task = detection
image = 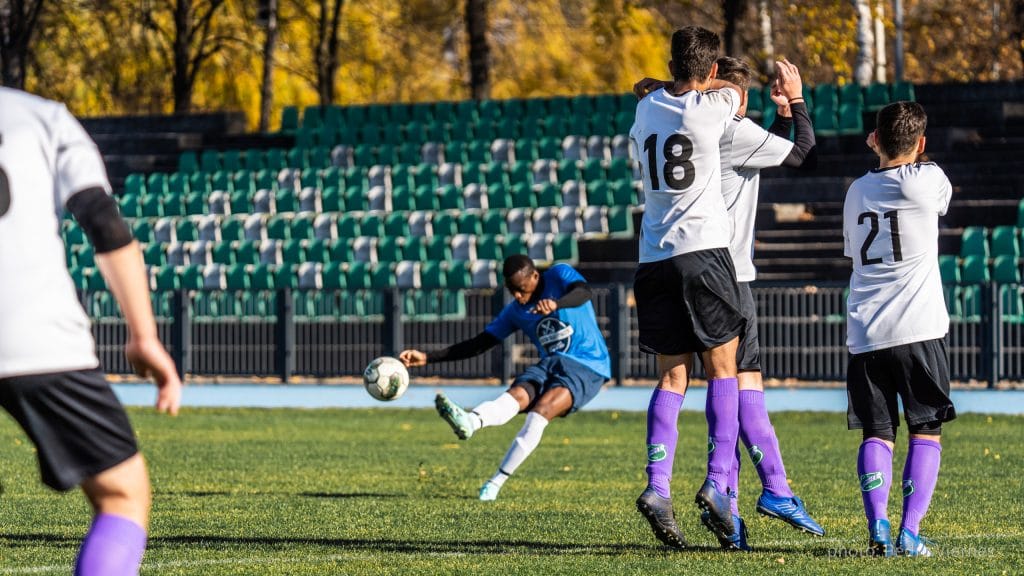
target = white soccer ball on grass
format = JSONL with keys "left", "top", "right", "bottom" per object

{"left": 363, "top": 356, "right": 410, "bottom": 401}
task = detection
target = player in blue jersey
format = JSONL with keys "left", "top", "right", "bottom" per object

{"left": 400, "top": 255, "right": 610, "bottom": 501}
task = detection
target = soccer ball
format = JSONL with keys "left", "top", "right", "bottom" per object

{"left": 363, "top": 356, "right": 409, "bottom": 401}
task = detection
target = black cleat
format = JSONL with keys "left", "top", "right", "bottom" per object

{"left": 695, "top": 479, "right": 737, "bottom": 542}
{"left": 636, "top": 487, "right": 688, "bottom": 549}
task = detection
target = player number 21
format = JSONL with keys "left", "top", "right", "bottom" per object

{"left": 643, "top": 133, "right": 695, "bottom": 191}
{"left": 858, "top": 210, "right": 902, "bottom": 265}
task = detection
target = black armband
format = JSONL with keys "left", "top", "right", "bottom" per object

{"left": 426, "top": 331, "right": 501, "bottom": 363}
{"left": 554, "top": 282, "right": 592, "bottom": 309}
{"left": 66, "top": 187, "right": 133, "bottom": 254}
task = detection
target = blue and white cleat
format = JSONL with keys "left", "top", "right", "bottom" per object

{"left": 479, "top": 481, "right": 501, "bottom": 501}
{"left": 897, "top": 528, "right": 932, "bottom": 557}
{"left": 702, "top": 511, "right": 751, "bottom": 551}
{"left": 434, "top": 393, "right": 474, "bottom": 440}
{"left": 756, "top": 492, "right": 825, "bottom": 536}
{"left": 695, "top": 479, "right": 736, "bottom": 542}
{"left": 868, "top": 519, "right": 896, "bottom": 557}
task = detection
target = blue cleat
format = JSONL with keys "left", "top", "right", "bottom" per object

{"left": 756, "top": 492, "right": 825, "bottom": 536}
{"left": 702, "top": 511, "right": 751, "bottom": 551}
{"left": 868, "top": 519, "right": 896, "bottom": 557}
{"left": 636, "top": 487, "right": 688, "bottom": 549}
{"left": 897, "top": 528, "right": 932, "bottom": 557}
{"left": 695, "top": 479, "right": 736, "bottom": 542}
{"left": 478, "top": 481, "right": 501, "bottom": 501}
{"left": 434, "top": 393, "right": 475, "bottom": 440}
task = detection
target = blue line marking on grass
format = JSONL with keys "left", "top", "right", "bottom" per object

{"left": 111, "top": 384, "right": 1024, "bottom": 414}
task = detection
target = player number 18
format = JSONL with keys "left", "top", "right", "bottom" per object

{"left": 643, "top": 133, "right": 696, "bottom": 191}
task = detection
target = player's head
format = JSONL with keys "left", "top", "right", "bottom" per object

{"left": 874, "top": 101, "right": 928, "bottom": 159}
{"left": 715, "top": 56, "right": 752, "bottom": 114}
{"left": 669, "top": 26, "right": 721, "bottom": 83}
{"left": 503, "top": 254, "right": 539, "bottom": 305}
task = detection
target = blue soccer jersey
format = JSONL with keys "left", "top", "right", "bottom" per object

{"left": 485, "top": 264, "right": 611, "bottom": 379}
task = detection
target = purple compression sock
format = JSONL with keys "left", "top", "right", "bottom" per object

{"left": 646, "top": 388, "right": 685, "bottom": 499}
{"left": 858, "top": 438, "right": 893, "bottom": 528}
{"left": 901, "top": 438, "right": 942, "bottom": 535}
{"left": 739, "top": 389, "right": 794, "bottom": 497}
{"left": 75, "top": 514, "right": 147, "bottom": 576}
{"left": 729, "top": 441, "right": 741, "bottom": 516}
{"left": 706, "top": 378, "right": 739, "bottom": 495}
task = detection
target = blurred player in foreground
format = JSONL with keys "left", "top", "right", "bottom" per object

{"left": 0, "top": 87, "right": 182, "bottom": 575}
{"left": 400, "top": 255, "right": 610, "bottom": 501}
{"left": 843, "top": 101, "right": 955, "bottom": 557}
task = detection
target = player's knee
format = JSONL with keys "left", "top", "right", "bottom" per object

{"left": 82, "top": 454, "right": 151, "bottom": 511}
{"left": 863, "top": 427, "right": 896, "bottom": 443}
{"left": 908, "top": 421, "right": 942, "bottom": 436}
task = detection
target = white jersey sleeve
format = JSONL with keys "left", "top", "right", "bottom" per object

{"left": 843, "top": 163, "right": 952, "bottom": 354}
{"left": 0, "top": 88, "right": 104, "bottom": 377}
{"left": 630, "top": 87, "right": 739, "bottom": 263}
{"left": 54, "top": 104, "right": 112, "bottom": 206}
{"left": 720, "top": 118, "right": 795, "bottom": 282}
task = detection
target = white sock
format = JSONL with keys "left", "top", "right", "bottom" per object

{"left": 472, "top": 392, "right": 520, "bottom": 430}
{"left": 495, "top": 412, "right": 549, "bottom": 479}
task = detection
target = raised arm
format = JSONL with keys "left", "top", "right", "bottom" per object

{"left": 768, "top": 59, "right": 816, "bottom": 169}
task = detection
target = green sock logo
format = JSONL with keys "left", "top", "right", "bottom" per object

{"left": 860, "top": 472, "right": 885, "bottom": 492}
{"left": 707, "top": 437, "right": 715, "bottom": 454}
{"left": 647, "top": 443, "right": 667, "bottom": 462}
{"left": 903, "top": 479, "right": 915, "bottom": 497}
{"left": 748, "top": 445, "right": 765, "bottom": 466}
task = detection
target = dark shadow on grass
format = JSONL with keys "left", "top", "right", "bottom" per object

{"left": 300, "top": 492, "right": 403, "bottom": 499}
{"left": 0, "top": 533, "right": 78, "bottom": 549}
{"left": 163, "top": 490, "right": 233, "bottom": 497}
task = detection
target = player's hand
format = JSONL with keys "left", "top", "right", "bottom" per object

{"left": 399, "top": 349, "right": 427, "bottom": 368}
{"left": 769, "top": 77, "right": 791, "bottom": 116}
{"left": 531, "top": 299, "right": 559, "bottom": 315}
{"left": 125, "top": 335, "right": 182, "bottom": 416}
{"left": 773, "top": 58, "right": 803, "bottom": 101}
{"left": 633, "top": 77, "right": 668, "bottom": 99}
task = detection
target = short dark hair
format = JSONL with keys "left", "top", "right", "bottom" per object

{"left": 875, "top": 101, "right": 927, "bottom": 158}
{"left": 670, "top": 26, "right": 721, "bottom": 82}
{"left": 502, "top": 254, "right": 535, "bottom": 279}
{"left": 714, "top": 56, "right": 752, "bottom": 92}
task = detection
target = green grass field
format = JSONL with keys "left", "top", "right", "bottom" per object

{"left": 0, "top": 406, "right": 1021, "bottom": 575}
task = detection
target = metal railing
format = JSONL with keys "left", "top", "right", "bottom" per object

{"left": 85, "top": 282, "right": 1022, "bottom": 387}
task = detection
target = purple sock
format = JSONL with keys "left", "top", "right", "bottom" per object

{"left": 645, "top": 388, "right": 685, "bottom": 499}
{"left": 729, "top": 441, "right": 741, "bottom": 516}
{"left": 858, "top": 438, "right": 893, "bottom": 528}
{"left": 75, "top": 514, "right": 147, "bottom": 576}
{"left": 739, "top": 390, "right": 794, "bottom": 497}
{"left": 901, "top": 438, "right": 942, "bottom": 535}
{"left": 706, "top": 377, "right": 739, "bottom": 494}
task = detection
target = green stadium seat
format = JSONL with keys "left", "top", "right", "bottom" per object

{"left": 229, "top": 191, "right": 251, "bottom": 215}
{"left": 275, "top": 189, "right": 297, "bottom": 213}
{"left": 211, "top": 242, "right": 233, "bottom": 265}
{"left": 274, "top": 264, "right": 298, "bottom": 289}
{"left": 302, "top": 106, "right": 323, "bottom": 131}
{"left": 211, "top": 171, "right": 233, "bottom": 193}
{"left": 222, "top": 150, "right": 243, "bottom": 172}
{"left": 482, "top": 210, "right": 506, "bottom": 235}
{"left": 178, "top": 151, "right": 199, "bottom": 174}
{"left": 375, "top": 237, "right": 400, "bottom": 262}
{"left": 244, "top": 149, "right": 264, "bottom": 172}
{"left": 456, "top": 212, "right": 482, "bottom": 236}
{"left": 552, "top": 234, "right": 578, "bottom": 262}
{"left": 361, "top": 213, "right": 384, "bottom": 237}
{"left": 476, "top": 235, "right": 502, "bottom": 261}
{"left": 1000, "top": 285, "right": 1024, "bottom": 323}
{"left": 189, "top": 173, "right": 211, "bottom": 195}
{"left": 220, "top": 216, "right": 244, "bottom": 243}
{"left": 118, "top": 194, "right": 141, "bottom": 218}
{"left": 761, "top": 105, "right": 777, "bottom": 129}
{"left": 508, "top": 161, "right": 532, "bottom": 186}
{"left": 587, "top": 181, "right": 613, "bottom": 206}
{"left": 812, "top": 84, "right": 838, "bottom": 110}
{"left": 510, "top": 183, "right": 535, "bottom": 209}
{"left": 608, "top": 205, "right": 634, "bottom": 238}
{"left": 124, "top": 173, "right": 146, "bottom": 196}
{"left": 266, "top": 216, "right": 290, "bottom": 240}
{"left": 837, "top": 103, "right": 863, "bottom": 136}
{"left": 437, "top": 184, "right": 462, "bottom": 210}
{"left": 328, "top": 238, "right": 351, "bottom": 262}
{"left": 938, "top": 255, "right": 960, "bottom": 284}
{"left": 168, "top": 172, "right": 189, "bottom": 197}
{"left": 431, "top": 213, "right": 457, "bottom": 237}
{"left": 813, "top": 106, "right": 838, "bottom": 137}
{"left": 200, "top": 150, "right": 221, "bottom": 173}
{"left": 140, "top": 195, "right": 162, "bottom": 218}
{"left": 891, "top": 81, "right": 916, "bottom": 102}
{"left": 290, "top": 215, "right": 314, "bottom": 240}
{"left": 992, "top": 255, "right": 1021, "bottom": 283}
{"left": 233, "top": 240, "right": 259, "bottom": 266}
{"left": 864, "top": 83, "right": 890, "bottom": 111}
{"left": 960, "top": 254, "right": 989, "bottom": 284}
{"left": 746, "top": 87, "right": 764, "bottom": 118}
{"left": 960, "top": 226, "right": 988, "bottom": 257}
{"left": 279, "top": 106, "right": 299, "bottom": 133}
{"left": 282, "top": 239, "right": 305, "bottom": 264}
{"left": 991, "top": 226, "right": 1019, "bottom": 257}
{"left": 175, "top": 219, "right": 197, "bottom": 242}
{"left": 536, "top": 183, "right": 561, "bottom": 208}
{"left": 425, "top": 235, "right": 451, "bottom": 261}
{"left": 503, "top": 234, "right": 526, "bottom": 257}
{"left": 413, "top": 185, "right": 438, "bottom": 211}
{"left": 143, "top": 243, "right": 166, "bottom": 266}
{"left": 265, "top": 148, "right": 286, "bottom": 171}
{"left": 839, "top": 83, "right": 863, "bottom": 107}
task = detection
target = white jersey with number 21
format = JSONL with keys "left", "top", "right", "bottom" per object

{"left": 843, "top": 162, "right": 952, "bottom": 354}
{"left": 630, "top": 87, "right": 740, "bottom": 263}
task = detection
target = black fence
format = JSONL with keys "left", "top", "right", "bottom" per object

{"left": 86, "top": 282, "right": 1022, "bottom": 387}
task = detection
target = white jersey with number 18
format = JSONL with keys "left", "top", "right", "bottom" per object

{"left": 630, "top": 87, "right": 740, "bottom": 263}
{"left": 0, "top": 88, "right": 111, "bottom": 378}
{"left": 843, "top": 162, "right": 953, "bottom": 354}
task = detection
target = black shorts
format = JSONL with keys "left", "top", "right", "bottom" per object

{"left": 846, "top": 338, "right": 957, "bottom": 433}
{"left": 736, "top": 282, "right": 760, "bottom": 371}
{"left": 0, "top": 369, "right": 138, "bottom": 491}
{"left": 634, "top": 248, "right": 746, "bottom": 356}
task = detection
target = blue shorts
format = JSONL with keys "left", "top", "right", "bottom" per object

{"left": 513, "top": 355, "right": 607, "bottom": 415}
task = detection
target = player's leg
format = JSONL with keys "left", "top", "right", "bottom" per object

{"left": 479, "top": 356, "right": 605, "bottom": 501}
{"left": 0, "top": 370, "right": 149, "bottom": 575}
{"left": 435, "top": 372, "right": 536, "bottom": 440}
{"left": 896, "top": 338, "right": 955, "bottom": 557}
{"left": 77, "top": 455, "right": 151, "bottom": 575}
{"left": 847, "top": 349, "right": 901, "bottom": 557}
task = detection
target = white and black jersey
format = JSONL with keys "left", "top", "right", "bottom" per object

{"left": 720, "top": 116, "right": 794, "bottom": 282}
{"left": 630, "top": 87, "right": 740, "bottom": 263}
{"left": 843, "top": 162, "right": 953, "bottom": 354}
{"left": 0, "top": 88, "right": 111, "bottom": 378}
